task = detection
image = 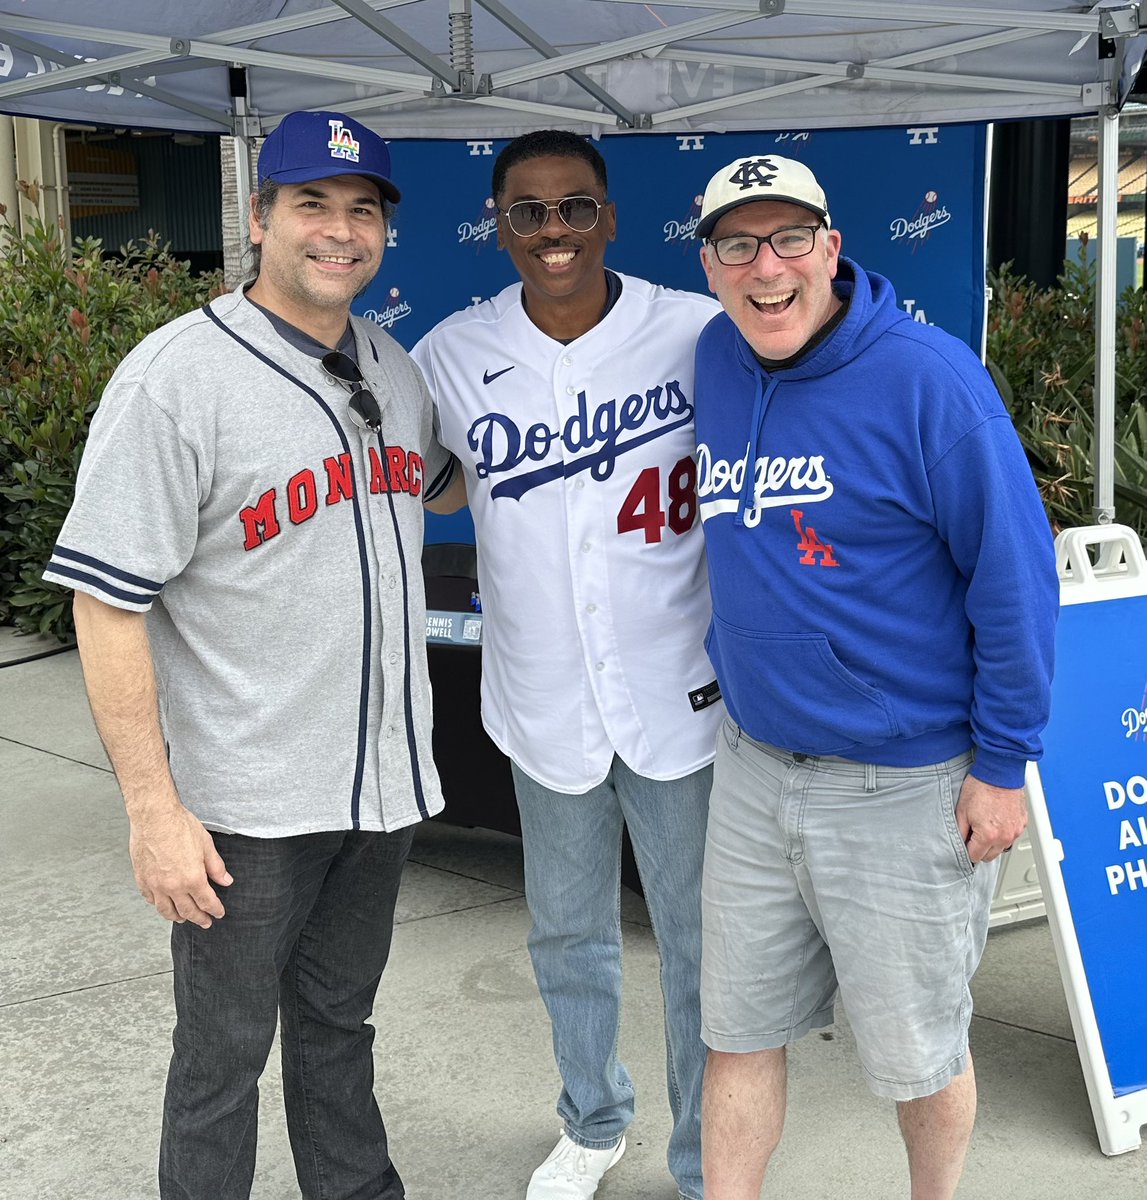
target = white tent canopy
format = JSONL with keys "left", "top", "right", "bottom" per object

{"left": 0, "top": 1, "right": 1143, "bottom": 139}
{"left": 0, "top": 0, "right": 1144, "bottom": 521}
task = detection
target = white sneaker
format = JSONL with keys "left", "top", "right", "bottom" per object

{"left": 525, "top": 1131, "right": 627, "bottom": 1199}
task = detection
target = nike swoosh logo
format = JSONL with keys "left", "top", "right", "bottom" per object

{"left": 482, "top": 366, "right": 515, "bottom": 385}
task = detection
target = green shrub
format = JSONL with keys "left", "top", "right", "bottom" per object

{"left": 0, "top": 218, "right": 223, "bottom": 639}
{"left": 987, "top": 244, "right": 1147, "bottom": 538}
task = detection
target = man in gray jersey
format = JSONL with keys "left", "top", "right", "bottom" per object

{"left": 44, "top": 110, "right": 459, "bottom": 1200}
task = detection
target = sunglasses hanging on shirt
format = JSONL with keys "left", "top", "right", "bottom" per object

{"left": 321, "top": 351, "right": 383, "bottom": 434}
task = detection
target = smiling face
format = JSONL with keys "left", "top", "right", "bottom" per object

{"left": 701, "top": 199, "right": 842, "bottom": 361}
{"left": 246, "top": 174, "right": 386, "bottom": 344}
{"left": 496, "top": 154, "right": 616, "bottom": 340}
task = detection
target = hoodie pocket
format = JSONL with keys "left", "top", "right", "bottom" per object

{"left": 706, "top": 617, "right": 899, "bottom": 755}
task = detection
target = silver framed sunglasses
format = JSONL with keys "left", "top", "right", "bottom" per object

{"left": 321, "top": 351, "right": 383, "bottom": 434}
{"left": 497, "top": 195, "right": 602, "bottom": 237}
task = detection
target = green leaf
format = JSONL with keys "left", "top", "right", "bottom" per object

{"left": 1, "top": 216, "right": 222, "bottom": 635}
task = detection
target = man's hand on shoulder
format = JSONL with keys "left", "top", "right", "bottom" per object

{"left": 956, "top": 774, "right": 1028, "bottom": 863}
{"left": 128, "top": 798, "right": 233, "bottom": 928}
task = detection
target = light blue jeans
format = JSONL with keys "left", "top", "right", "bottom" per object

{"left": 512, "top": 756, "right": 710, "bottom": 1200}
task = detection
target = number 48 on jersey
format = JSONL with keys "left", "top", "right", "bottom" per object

{"left": 616, "top": 455, "right": 698, "bottom": 543}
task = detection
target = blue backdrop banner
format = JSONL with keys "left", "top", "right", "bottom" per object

{"left": 355, "top": 124, "right": 988, "bottom": 543}
{"left": 355, "top": 124, "right": 987, "bottom": 351}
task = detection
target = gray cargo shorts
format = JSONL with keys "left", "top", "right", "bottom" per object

{"left": 700, "top": 719, "right": 999, "bottom": 1101}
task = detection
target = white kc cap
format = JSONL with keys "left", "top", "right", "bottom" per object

{"left": 696, "top": 154, "right": 830, "bottom": 240}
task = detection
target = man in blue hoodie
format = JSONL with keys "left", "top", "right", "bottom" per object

{"left": 689, "top": 155, "right": 1058, "bottom": 1199}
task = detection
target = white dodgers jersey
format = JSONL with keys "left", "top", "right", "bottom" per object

{"left": 412, "top": 273, "right": 725, "bottom": 793}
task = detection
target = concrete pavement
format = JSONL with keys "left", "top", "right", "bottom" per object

{"left": 0, "top": 637, "right": 1142, "bottom": 1199}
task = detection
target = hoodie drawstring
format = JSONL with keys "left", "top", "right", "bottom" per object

{"left": 735, "top": 373, "right": 779, "bottom": 526}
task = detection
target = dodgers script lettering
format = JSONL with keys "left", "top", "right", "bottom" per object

{"left": 467, "top": 380, "right": 693, "bottom": 501}
{"left": 696, "top": 443, "right": 834, "bottom": 526}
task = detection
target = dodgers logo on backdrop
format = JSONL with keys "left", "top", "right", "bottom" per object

{"left": 664, "top": 194, "right": 703, "bottom": 247}
{"left": 467, "top": 378, "right": 694, "bottom": 501}
{"left": 327, "top": 119, "right": 360, "bottom": 163}
{"left": 363, "top": 286, "right": 412, "bottom": 330}
{"left": 458, "top": 197, "right": 499, "bottom": 249}
{"left": 728, "top": 158, "right": 779, "bottom": 191}
{"left": 890, "top": 190, "right": 952, "bottom": 251}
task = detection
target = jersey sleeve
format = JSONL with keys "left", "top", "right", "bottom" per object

{"left": 408, "top": 333, "right": 458, "bottom": 501}
{"left": 405, "top": 338, "right": 453, "bottom": 502}
{"left": 43, "top": 375, "right": 202, "bottom": 612}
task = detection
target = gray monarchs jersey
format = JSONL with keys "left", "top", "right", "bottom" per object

{"left": 412, "top": 273, "right": 725, "bottom": 793}
{"left": 45, "top": 286, "right": 452, "bottom": 835}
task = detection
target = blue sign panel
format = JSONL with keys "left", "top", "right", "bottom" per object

{"left": 1037, "top": 596, "right": 1147, "bottom": 1097}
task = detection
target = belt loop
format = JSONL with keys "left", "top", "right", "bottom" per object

{"left": 864, "top": 762, "right": 877, "bottom": 794}
{"left": 731, "top": 723, "right": 741, "bottom": 749}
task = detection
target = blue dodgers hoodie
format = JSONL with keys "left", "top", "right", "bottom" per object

{"left": 693, "top": 259, "right": 1058, "bottom": 788}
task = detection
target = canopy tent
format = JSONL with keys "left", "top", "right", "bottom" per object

{"left": 1, "top": 0, "right": 1144, "bottom": 519}
{"left": 0, "top": 1, "right": 1143, "bottom": 137}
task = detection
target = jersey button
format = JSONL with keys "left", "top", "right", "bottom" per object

{"left": 388, "top": 651, "right": 399, "bottom": 664}
{"left": 581, "top": 541, "right": 591, "bottom": 552}
{"left": 566, "top": 386, "right": 575, "bottom": 395}
{"left": 562, "top": 355, "right": 572, "bottom": 366}
{"left": 586, "top": 603, "right": 597, "bottom": 614}
{"left": 595, "top": 661, "right": 605, "bottom": 672}
{"left": 574, "top": 479, "right": 585, "bottom": 490}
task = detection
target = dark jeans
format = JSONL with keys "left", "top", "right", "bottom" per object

{"left": 158, "top": 826, "right": 415, "bottom": 1200}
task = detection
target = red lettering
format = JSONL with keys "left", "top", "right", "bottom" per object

{"left": 240, "top": 444, "right": 423, "bottom": 550}
{"left": 407, "top": 451, "right": 424, "bottom": 497}
{"left": 323, "top": 453, "right": 354, "bottom": 505}
{"left": 287, "top": 468, "right": 318, "bottom": 525}
{"left": 368, "top": 445, "right": 388, "bottom": 493}
{"left": 617, "top": 466, "right": 665, "bottom": 543}
{"left": 239, "top": 489, "right": 281, "bottom": 550}
{"left": 386, "top": 446, "right": 410, "bottom": 493}
{"left": 667, "top": 454, "right": 697, "bottom": 535}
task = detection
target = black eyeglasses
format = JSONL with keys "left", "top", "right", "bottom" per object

{"left": 322, "top": 350, "right": 382, "bottom": 434}
{"left": 707, "top": 224, "right": 822, "bottom": 266}
{"left": 497, "top": 195, "right": 602, "bottom": 237}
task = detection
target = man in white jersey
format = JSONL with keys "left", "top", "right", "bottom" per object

{"left": 44, "top": 110, "right": 458, "bottom": 1199}
{"left": 412, "top": 130, "right": 724, "bottom": 1200}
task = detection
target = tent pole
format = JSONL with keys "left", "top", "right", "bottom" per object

{"left": 232, "top": 96, "right": 254, "bottom": 236}
{"left": 981, "top": 122, "right": 993, "bottom": 364}
{"left": 1093, "top": 107, "right": 1118, "bottom": 525}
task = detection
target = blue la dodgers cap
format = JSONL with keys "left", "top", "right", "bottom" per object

{"left": 257, "top": 110, "right": 401, "bottom": 203}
